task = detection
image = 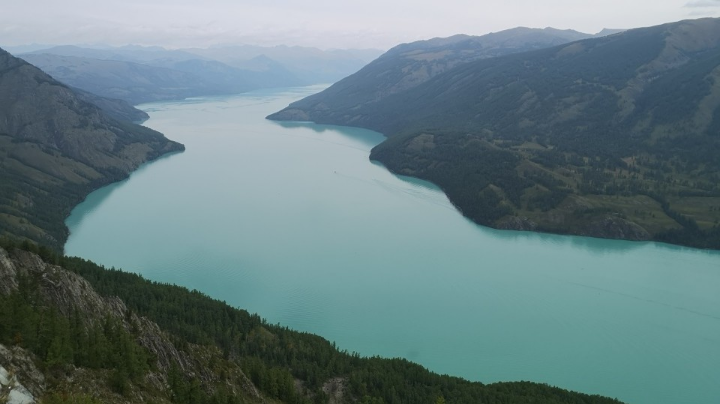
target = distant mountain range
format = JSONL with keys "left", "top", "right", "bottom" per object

{"left": 0, "top": 48, "right": 183, "bottom": 250}
{"left": 15, "top": 44, "right": 383, "bottom": 105}
{"left": 269, "top": 20, "right": 720, "bottom": 249}
{"left": 183, "top": 44, "right": 385, "bottom": 84}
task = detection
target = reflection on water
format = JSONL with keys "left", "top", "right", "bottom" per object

{"left": 66, "top": 88, "right": 720, "bottom": 404}
{"left": 272, "top": 120, "right": 386, "bottom": 149}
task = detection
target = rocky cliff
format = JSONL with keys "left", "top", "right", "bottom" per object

{"left": 0, "top": 246, "right": 261, "bottom": 403}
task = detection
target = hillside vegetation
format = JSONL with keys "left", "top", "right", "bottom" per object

{"left": 72, "top": 87, "right": 150, "bottom": 123}
{"left": 269, "top": 19, "right": 720, "bottom": 249}
{"left": 268, "top": 27, "right": 606, "bottom": 122}
{"left": 0, "top": 48, "right": 184, "bottom": 250}
{"left": 0, "top": 239, "right": 625, "bottom": 404}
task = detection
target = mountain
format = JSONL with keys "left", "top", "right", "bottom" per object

{"left": 164, "top": 56, "right": 301, "bottom": 90}
{"left": 72, "top": 87, "right": 150, "bottom": 122}
{"left": 19, "top": 53, "right": 292, "bottom": 105}
{"left": 269, "top": 19, "right": 720, "bottom": 249}
{"left": 594, "top": 28, "right": 626, "bottom": 37}
{"left": 267, "top": 27, "right": 605, "bottom": 123}
{"left": 18, "top": 44, "right": 382, "bottom": 105}
{"left": 21, "top": 44, "right": 204, "bottom": 65}
{"left": 183, "top": 44, "right": 384, "bottom": 84}
{"left": 0, "top": 48, "right": 184, "bottom": 250}
{"left": 0, "top": 240, "right": 626, "bottom": 404}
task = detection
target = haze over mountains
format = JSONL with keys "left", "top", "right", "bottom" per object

{"left": 270, "top": 19, "right": 720, "bottom": 249}
{"left": 16, "top": 44, "right": 383, "bottom": 105}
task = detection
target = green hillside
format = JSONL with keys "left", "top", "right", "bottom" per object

{"left": 0, "top": 239, "right": 626, "bottom": 404}
{"left": 268, "top": 27, "right": 600, "bottom": 122}
{"left": 269, "top": 18, "right": 720, "bottom": 249}
{"left": 72, "top": 87, "right": 150, "bottom": 122}
{"left": 0, "top": 48, "right": 184, "bottom": 250}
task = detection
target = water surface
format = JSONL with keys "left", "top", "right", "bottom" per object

{"left": 66, "top": 86, "right": 720, "bottom": 404}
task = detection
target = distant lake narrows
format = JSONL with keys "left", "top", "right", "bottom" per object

{"left": 66, "top": 86, "right": 720, "bottom": 404}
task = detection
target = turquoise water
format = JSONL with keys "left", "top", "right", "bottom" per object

{"left": 65, "top": 86, "right": 720, "bottom": 404}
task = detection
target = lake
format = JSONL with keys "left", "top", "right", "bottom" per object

{"left": 65, "top": 86, "right": 720, "bottom": 404}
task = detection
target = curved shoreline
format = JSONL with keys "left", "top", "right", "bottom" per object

{"left": 268, "top": 113, "right": 720, "bottom": 251}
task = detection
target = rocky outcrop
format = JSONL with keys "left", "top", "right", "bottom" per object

{"left": 321, "top": 377, "right": 347, "bottom": 404}
{"left": 2, "top": 249, "right": 124, "bottom": 321}
{"left": 0, "top": 344, "right": 44, "bottom": 403}
{"left": 1, "top": 247, "right": 193, "bottom": 377}
{"left": 0, "top": 247, "right": 262, "bottom": 402}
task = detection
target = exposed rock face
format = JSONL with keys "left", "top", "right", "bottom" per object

{"left": 0, "top": 247, "right": 262, "bottom": 402}
{"left": 1, "top": 248, "right": 124, "bottom": 321}
{"left": 0, "top": 344, "right": 45, "bottom": 403}
{"left": 0, "top": 247, "right": 188, "bottom": 377}
{"left": 321, "top": 377, "right": 347, "bottom": 404}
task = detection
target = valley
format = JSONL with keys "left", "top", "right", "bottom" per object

{"left": 2, "top": 13, "right": 720, "bottom": 404}
{"left": 64, "top": 89, "right": 720, "bottom": 404}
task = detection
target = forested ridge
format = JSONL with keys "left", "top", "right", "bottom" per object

{"left": 0, "top": 47, "right": 184, "bottom": 251}
{"left": 269, "top": 18, "right": 720, "bottom": 249}
{"left": 0, "top": 238, "right": 625, "bottom": 404}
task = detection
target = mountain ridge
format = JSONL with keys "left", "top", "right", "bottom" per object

{"left": 19, "top": 53, "right": 284, "bottom": 105}
{"left": 268, "top": 18, "right": 720, "bottom": 249}
{"left": 267, "top": 26, "right": 616, "bottom": 124}
{"left": 0, "top": 48, "right": 184, "bottom": 250}
{"left": 16, "top": 44, "right": 384, "bottom": 105}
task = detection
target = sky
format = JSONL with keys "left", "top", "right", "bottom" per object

{"left": 3, "top": 0, "right": 720, "bottom": 50}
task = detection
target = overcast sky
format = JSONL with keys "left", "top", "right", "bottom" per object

{"left": 3, "top": 0, "right": 720, "bottom": 50}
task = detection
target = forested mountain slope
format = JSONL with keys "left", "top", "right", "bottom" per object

{"left": 0, "top": 48, "right": 184, "bottom": 250}
{"left": 267, "top": 27, "right": 606, "bottom": 122}
{"left": 72, "top": 87, "right": 150, "bottom": 123}
{"left": 270, "top": 18, "right": 720, "bottom": 249}
{"left": 0, "top": 240, "right": 626, "bottom": 404}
